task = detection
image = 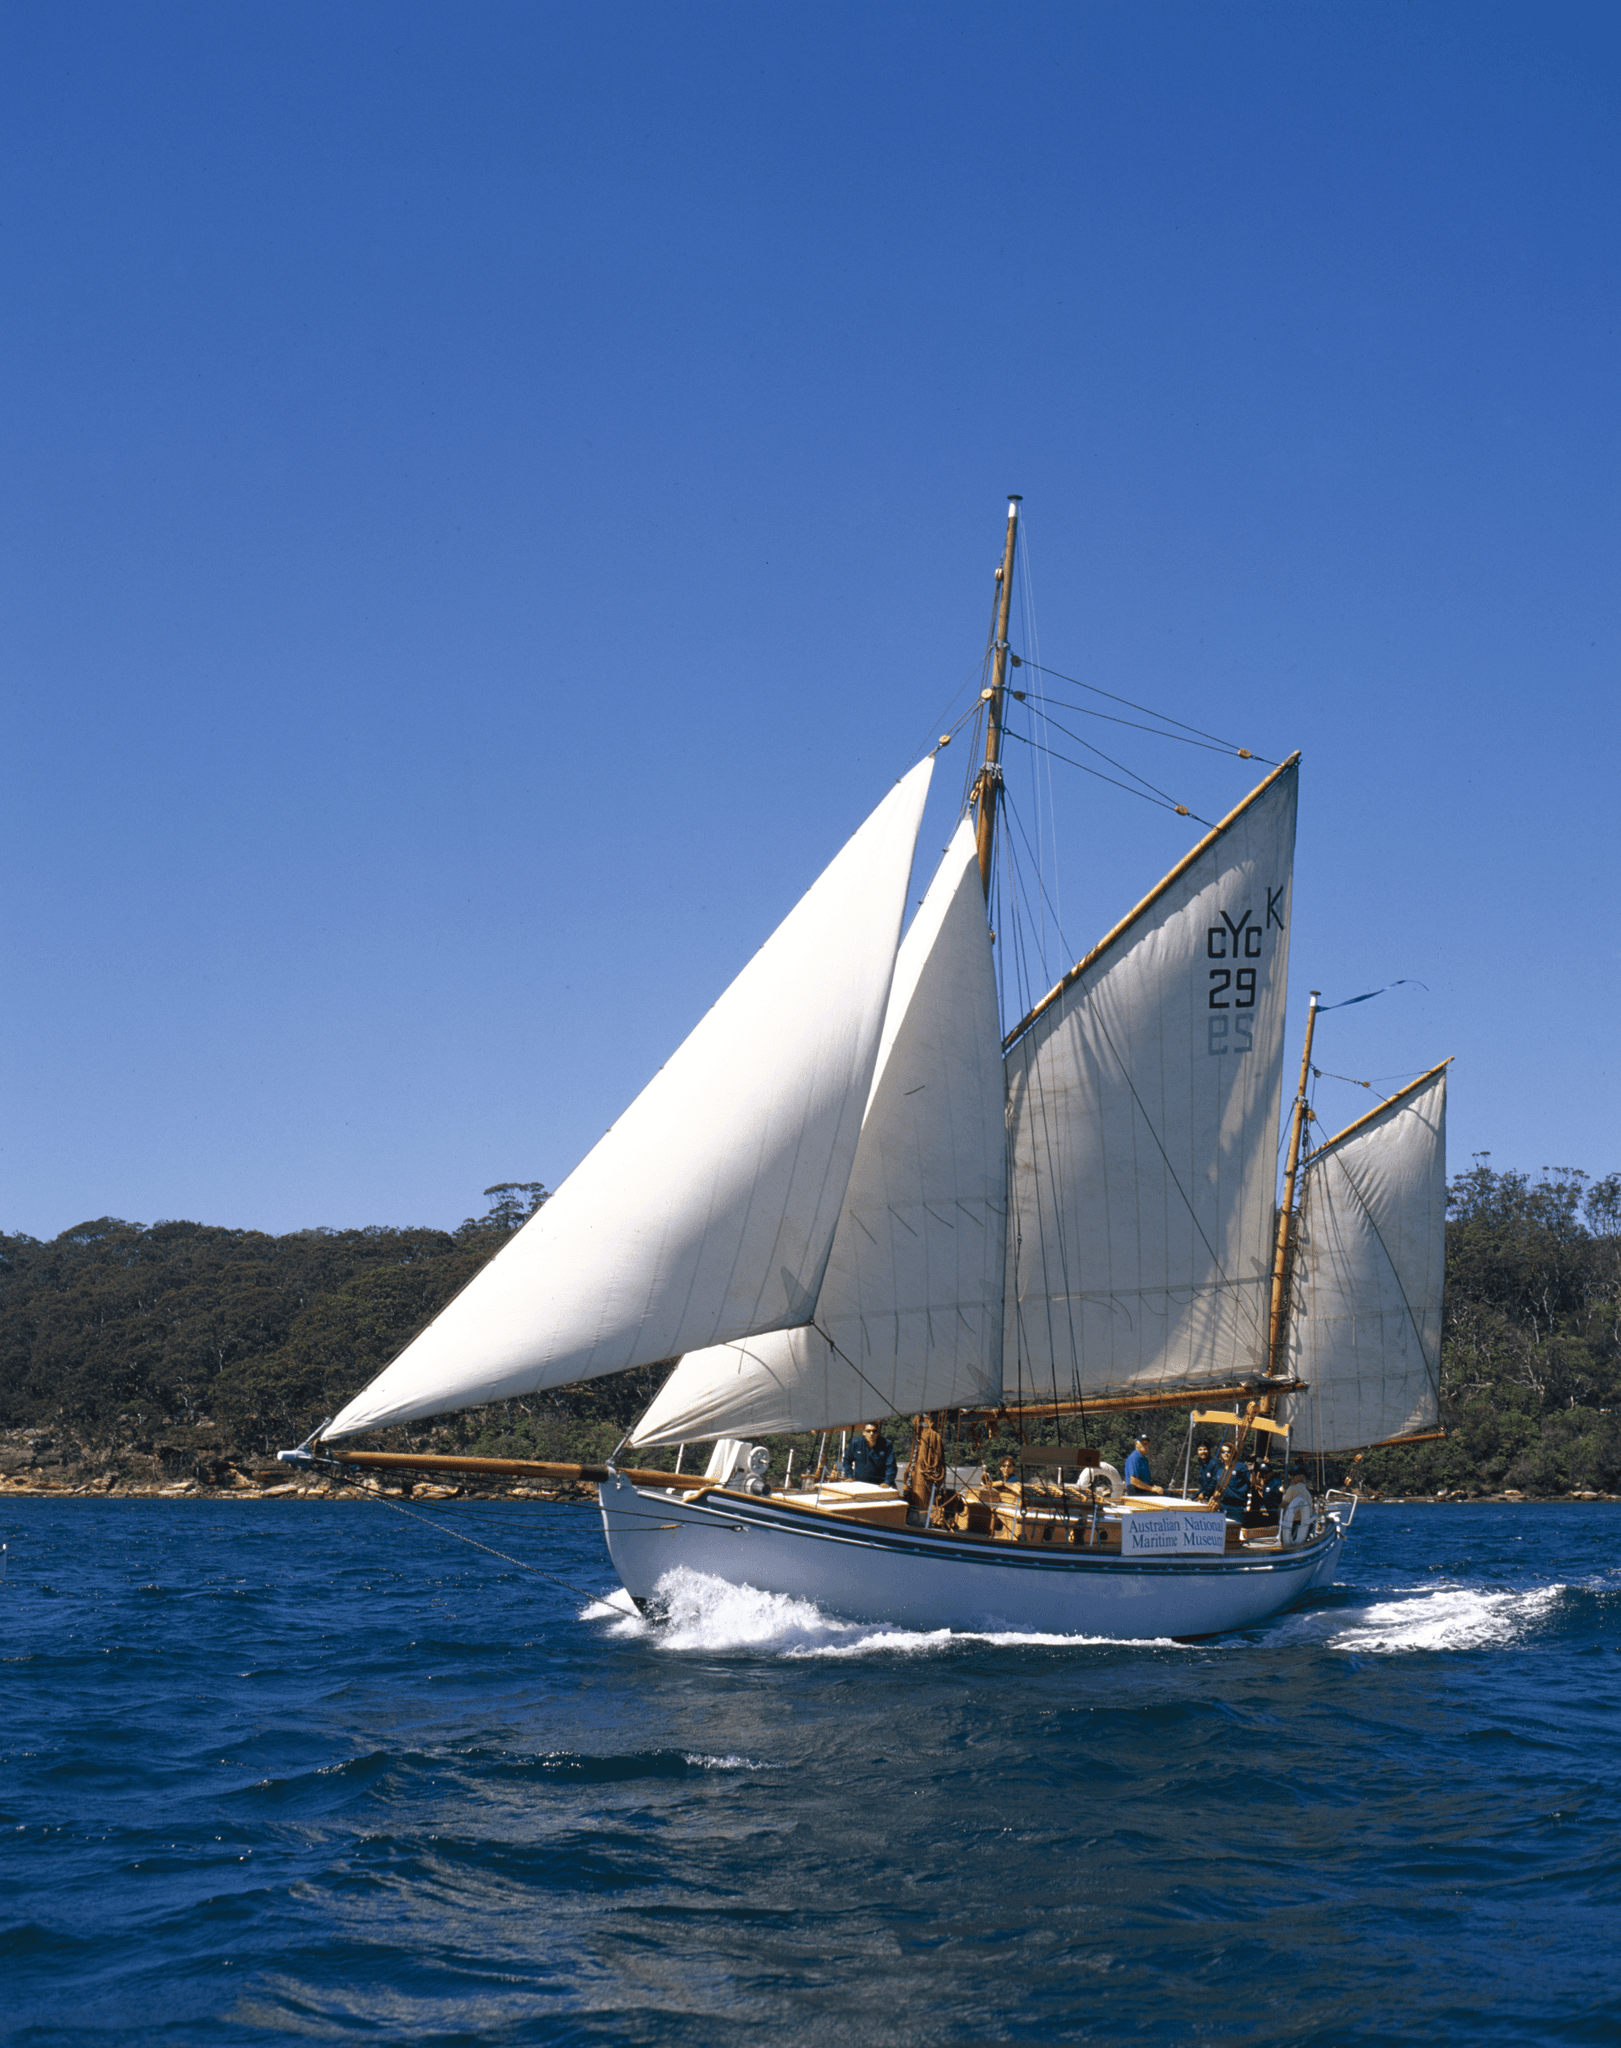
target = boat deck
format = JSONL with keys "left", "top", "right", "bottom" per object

{"left": 676, "top": 1477, "right": 1300, "bottom": 1553}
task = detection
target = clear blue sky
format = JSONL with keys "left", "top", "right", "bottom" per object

{"left": 4, "top": 0, "right": 1617, "bottom": 1240}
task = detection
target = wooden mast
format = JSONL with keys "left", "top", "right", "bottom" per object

{"left": 974, "top": 496, "right": 1022, "bottom": 896}
{"left": 1264, "top": 990, "right": 1321, "bottom": 1388}
{"left": 1221, "top": 993, "right": 1318, "bottom": 1469}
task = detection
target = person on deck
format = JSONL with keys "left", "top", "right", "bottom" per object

{"left": 979, "top": 1453, "right": 1018, "bottom": 1495}
{"left": 1195, "top": 1442, "right": 1220, "bottom": 1497}
{"left": 1218, "top": 1444, "right": 1251, "bottom": 1519}
{"left": 1123, "top": 1433, "right": 1164, "bottom": 1495}
{"left": 1243, "top": 1461, "right": 1275, "bottom": 1528}
{"left": 843, "top": 1420, "right": 898, "bottom": 1487}
{"left": 1262, "top": 1464, "right": 1284, "bottom": 1519}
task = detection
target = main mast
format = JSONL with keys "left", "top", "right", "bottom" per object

{"left": 974, "top": 496, "right": 1022, "bottom": 896}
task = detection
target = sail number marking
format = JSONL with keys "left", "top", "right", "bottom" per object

{"left": 1205, "top": 890, "right": 1284, "bottom": 1056}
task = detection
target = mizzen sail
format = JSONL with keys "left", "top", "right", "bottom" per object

{"left": 1002, "top": 757, "right": 1298, "bottom": 1401}
{"left": 631, "top": 817, "right": 1006, "bottom": 1444}
{"left": 1278, "top": 1064, "right": 1448, "bottom": 1452}
{"left": 323, "top": 759, "right": 934, "bottom": 1439}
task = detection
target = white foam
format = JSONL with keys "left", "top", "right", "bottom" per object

{"left": 586, "top": 1567, "right": 1178, "bottom": 1657}
{"left": 579, "top": 1591, "right": 647, "bottom": 1637}
{"left": 1309, "top": 1583, "right": 1565, "bottom": 1654}
{"left": 682, "top": 1753, "right": 778, "bottom": 1770}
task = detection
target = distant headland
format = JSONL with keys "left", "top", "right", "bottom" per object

{"left": 3, "top": 1164, "right": 1617, "bottom": 1503}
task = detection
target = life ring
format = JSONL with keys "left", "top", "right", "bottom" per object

{"left": 1279, "top": 1483, "right": 1313, "bottom": 1546}
{"left": 1076, "top": 1462, "right": 1124, "bottom": 1499}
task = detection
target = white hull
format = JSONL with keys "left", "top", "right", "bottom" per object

{"left": 598, "top": 1477, "right": 1345, "bottom": 1639}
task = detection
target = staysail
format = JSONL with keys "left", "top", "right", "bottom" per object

{"left": 1278, "top": 1064, "right": 1448, "bottom": 1452}
{"left": 1002, "top": 757, "right": 1298, "bottom": 1401}
{"left": 323, "top": 759, "right": 934, "bottom": 1439}
{"left": 630, "top": 817, "right": 1006, "bottom": 1445}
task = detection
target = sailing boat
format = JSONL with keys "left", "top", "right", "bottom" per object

{"left": 285, "top": 500, "right": 1448, "bottom": 1639}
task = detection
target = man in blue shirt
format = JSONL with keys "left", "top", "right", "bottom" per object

{"left": 1218, "top": 1444, "right": 1251, "bottom": 1519}
{"left": 1123, "top": 1432, "right": 1164, "bottom": 1495}
{"left": 843, "top": 1420, "right": 898, "bottom": 1487}
{"left": 1195, "top": 1442, "right": 1221, "bottom": 1498}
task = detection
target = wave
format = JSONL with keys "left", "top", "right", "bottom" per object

{"left": 585, "top": 1569, "right": 1588, "bottom": 1660}
{"left": 582, "top": 1567, "right": 1182, "bottom": 1657}
{"left": 1271, "top": 1582, "right": 1567, "bottom": 1653}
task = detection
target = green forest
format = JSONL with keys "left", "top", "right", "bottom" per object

{"left": 1, "top": 1165, "right": 1618, "bottom": 1496}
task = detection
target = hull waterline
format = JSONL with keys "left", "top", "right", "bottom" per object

{"left": 598, "top": 1478, "right": 1345, "bottom": 1639}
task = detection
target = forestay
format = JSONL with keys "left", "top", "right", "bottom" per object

{"left": 323, "top": 759, "right": 934, "bottom": 1440}
{"left": 1278, "top": 1065, "right": 1447, "bottom": 1452}
{"left": 1002, "top": 760, "right": 1297, "bottom": 1400}
{"left": 631, "top": 818, "right": 1006, "bottom": 1445}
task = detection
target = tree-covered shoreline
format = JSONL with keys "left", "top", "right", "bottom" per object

{"left": 2, "top": 1165, "right": 1617, "bottom": 1499}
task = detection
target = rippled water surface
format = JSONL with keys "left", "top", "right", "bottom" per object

{"left": 2, "top": 1499, "right": 1618, "bottom": 2044}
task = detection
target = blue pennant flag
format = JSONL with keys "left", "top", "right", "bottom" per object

{"left": 1319, "top": 978, "right": 1428, "bottom": 1012}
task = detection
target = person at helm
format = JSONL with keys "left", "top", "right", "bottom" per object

{"left": 842, "top": 1420, "right": 898, "bottom": 1487}
{"left": 1123, "top": 1432, "right": 1164, "bottom": 1495}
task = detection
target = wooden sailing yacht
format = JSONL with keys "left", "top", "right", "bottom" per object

{"left": 284, "top": 500, "right": 1448, "bottom": 1638}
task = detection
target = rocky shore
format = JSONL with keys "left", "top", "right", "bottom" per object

{"left": 0, "top": 1426, "right": 595, "bottom": 1501}
{"left": 0, "top": 1470, "right": 598, "bottom": 1501}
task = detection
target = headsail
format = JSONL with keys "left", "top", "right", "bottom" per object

{"left": 1278, "top": 1064, "right": 1448, "bottom": 1452}
{"left": 630, "top": 817, "right": 1006, "bottom": 1445}
{"left": 323, "top": 759, "right": 934, "bottom": 1440}
{"left": 1002, "top": 757, "right": 1298, "bottom": 1401}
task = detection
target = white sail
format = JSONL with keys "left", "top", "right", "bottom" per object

{"left": 323, "top": 759, "right": 934, "bottom": 1439}
{"left": 1278, "top": 1065, "right": 1447, "bottom": 1452}
{"left": 631, "top": 818, "right": 1006, "bottom": 1445}
{"left": 1002, "top": 759, "right": 1297, "bottom": 1399}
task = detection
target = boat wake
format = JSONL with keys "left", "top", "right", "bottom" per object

{"left": 584, "top": 1573, "right": 1573, "bottom": 1658}
{"left": 582, "top": 1567, "right": 1182, "bottom": 1656}
{"left": 1275, "top": 1582, "right": 1565, "bottom": 1654}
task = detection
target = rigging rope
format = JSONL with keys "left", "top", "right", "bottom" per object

{"left": 1013, "top": 703, "right": 1210, "bottom": 814}
{"left": 1001, "top": 727, "right": 1213, "bottom": 825}
{"left": 1007, "top": 655, "right": 1264, "bottom": 756}
{"left": 1008, "top": 686, "right": 1270, "bottom": 759}
{"left": 323, "top": 1465, "right": 635, "bottom": 1614}
{"left": 999, "top": 828, "right": 1088, "bottom": 1414}
{"left": 1001, "top": 786, "right": 1074, "bottom": 979}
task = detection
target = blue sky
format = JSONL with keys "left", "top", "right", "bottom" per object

{"left": 4, "top": 0, "right": 1617, "bottom": 1239}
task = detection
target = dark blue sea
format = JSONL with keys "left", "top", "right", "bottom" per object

{"left": 2, "top": 1500, "right": 1617, "bottom": 2046}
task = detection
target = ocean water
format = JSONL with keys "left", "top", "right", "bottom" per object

{"left": 1, "top": 1500, "right": 1617, "bottom": 2046}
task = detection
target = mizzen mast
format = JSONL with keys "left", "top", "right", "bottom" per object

{"left": 974, "top": 495, "right": 1022, "bottom": 896}
{"left": 1264, "top": 989, "right": 1320, "bottom": 1384}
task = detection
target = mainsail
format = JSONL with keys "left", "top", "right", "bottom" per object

{"left": 1278, "top": 1064, "right": 1448, "bottom": 1452}
{"left": 323, "top": 759, "right": 934, "bottom": 1439}
{"left": 1002, "top": 757, "right": 1298, "bottom": 1401}
{"left": 630, "top": 817, "right": 1006, "bottom": 1445}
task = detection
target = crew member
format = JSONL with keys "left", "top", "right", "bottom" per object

{"left": 1218, "top": 1443, "right": 1251, "bottom": 1520}
{"left": 1195, "top": 1442, "right": 1221, "bottom": 1497}
{"left": 843, "top": 1420, "right": 898, "bottom": 1487}
{"left": 1123, "top": 1432, "right": 1164, "bottom": 1495}
{"left": 980, "top": 1452, "right": 1019, "bottom": 1494}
